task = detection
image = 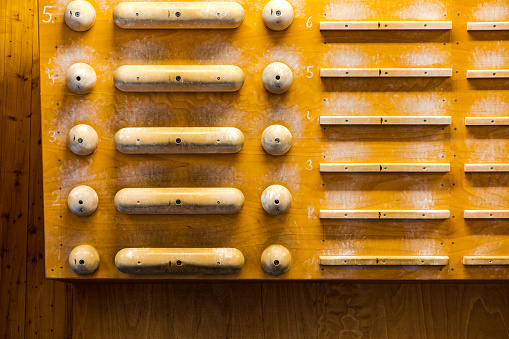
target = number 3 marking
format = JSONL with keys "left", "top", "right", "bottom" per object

{"left": 306, "top": 160, "right": 313, "bottom": 170}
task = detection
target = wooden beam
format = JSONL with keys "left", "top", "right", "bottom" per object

{"left": 319, "top": 21, "right": 451, "bottom": 31}
{"left": 379, "top": 21, "right": 452, "bottom": 30}
{"left": 320, "top": 210, "right": 450, "bottom": 219}
{"left": 465, "top": 117, "right": 509, "bottom": 125}
{"left": 319, "top": 68, "right": 380, "bottom": 77}
{"left": 467, "top": 22, "right": 509, "bottom": 31}
{"left": 380, "top": 68, "right": 452, "bottom": 77}
{"left": 320, "top": 68, "right": 452, "bottom": 78}
{"left": 464, "top": 164, "right": 509, "bottom": 172}
{"left": 463, "top": 256, "right": 509, "bottom": 265}
{"left": 320, "top": 116, "right": 451, "bottom": 125}
{"left": 319, "top": 21, "right": 379, "bottom": 30}
{"left": 320, "top": 256, "right": 449, "bottom": 266}
{"left": 467, "top": 70, "right": 509, "bottom": 78}
{"left": 464, "top": 210, "right": 509, "bottom": 219}
{"left": 320, "top": 163, "right": 450, "bottom": 173}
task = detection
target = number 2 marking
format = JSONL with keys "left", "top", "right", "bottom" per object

{"left": 52, "top": 190, "right": 60, "bottom": 206}
{"left": 43, "top": 6, "right": 54, "bottom": 23}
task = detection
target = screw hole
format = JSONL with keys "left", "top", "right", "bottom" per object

{"left": 176, "top": 75, "right": 181, "bottom": 81}
{"left": 176, "top": 138, "right": 181, "bottom": 144}
{"left": 276, "top": 10, "right": 281, "bottom": 16}
{"left": 275, "top": 138, "right": 280, "bottom": 143}
{"left": 79, "top": 259, "right": 84, "bottom": 265}
{"left": 274, "top": 199, "right": 279, "bottom": 204}
{"left": 136, "top": 12, "right": 139, "bottom": 16}
{"left": 77, "top": 138, "right": 83, "bottom": 143}
{"left": 176, "top": 199, "right": 181, "bottom": 205}
{"left": 217, "top": 77, "right": 220, "bottom": 80}
{"left": 217, "top": 12, "right": 220, "bottom": 16}
{"left": 217, "top": 201, "right": 220, "bottom": 204}
{"left": 75, "top": 11, "right": 80, "bottom": 17}
{"left": 176, "top": 260, "right": 182, "bottom": 265}
{"left": 275, "top": 75, "right": 281, "bottom": 80}
{"left": 76, "top": 76, "right": 81, "bottom": 81}
{"left": 274, "top": 260, "right": 280, "bottom": 265}
{"left": 175, "top": 12, "right": 181, "bottom": 17}
{"left": 78, "top": 200, "right": 83, "bottom": 205}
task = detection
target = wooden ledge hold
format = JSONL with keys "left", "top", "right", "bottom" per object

{"left": 467, "top": 22, "right": 509, "bottom": 31}
{"left": 467, "top": 70, "right": 509, "bottom": 78}
{"left": 464, "top": 210, "right": 509, "bottom": 218}
{"left": 463, "top": 256, "right": 509, "bottom": 265}
{"left": 319, "top": 210, "right": 450, "bottom": 219}
{"left": 320, "top": 163, "right": 450, "bottom": 173}
{"left": 320, "top": 68, "right": 452, "bottom": 78}
{"left": 320, "top": 256, "right": 449, "bottom": 266}
{"left": 465, "top": 117, "right": 509, "bottom": 125}
{"left": 114, "top": 188, "right": 245, "bottom": 214}
{"left": 319, "top": 21, "right": 451, "bottom": 31}
{"left": 115, "top": 248, "right": 245, "bottom": 274}
{"left": 464, "top": 164, "right": 509, "bottom": 172}
{"left": 320, "top": 116, "right": 451, "bottom": 125}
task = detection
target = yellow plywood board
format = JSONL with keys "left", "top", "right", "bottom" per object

{"left": 39, "top": 0, "right": 509, "bottom": 280}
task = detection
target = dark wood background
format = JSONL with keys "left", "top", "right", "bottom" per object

{"left": 2, "top": 0, "right": 509, "bottom": 337}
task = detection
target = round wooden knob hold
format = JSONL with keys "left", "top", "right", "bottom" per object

{"left": 261, "top": 244, "right": 291, "bottom": 275}
{"left": 67, "top": 124, "right": 99, "bottom": 156}
{"left": 66, "top": 62, "right": 97, "bottom": 94}
{"left": 261, "top": 125, "right": 292, "bottom": 156}
{"left": 261, "top": 184, "right": 292, "bottom": 215}
{"left": 68, "top": 245, "right": 100, "bottom": 275}
{"left": 262, "top": 0, "right": 294, "bottom": 31}
{"left": 65, "top": 0, "right": 96, "bottom": 32}
{"left": 262, "top": 62, "right": 293, "bottom": 94}
{"left": 68, "top": 185, "right": 98, "bottom": 216}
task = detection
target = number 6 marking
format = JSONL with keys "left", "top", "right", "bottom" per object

{"left": 43, "top": 6, "right": 54, "bottom": 23}
{"left": 306, "top": 16, "right": 312, "bottom": 28}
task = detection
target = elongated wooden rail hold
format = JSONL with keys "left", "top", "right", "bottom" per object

{"left": 320, "top": 116, "right": 451, "bottom": 125}
{"left": 320, "top": 21, "right": 451, "bottom": 30}
{"left": 464, "top": 210, "right": 509, "bottom": 218}
{"left": 115, "top": 248, "right": 245, "bottom": 274}
{"left": 114, "top": 65, "right": 245, "bottom": 92}
{"left": 114, "top": 188, "right": 244, "bottom": 214}
{"left": 463, "top": 256, "right": 509, "bottom": 265}
{"left": 113, "top": 2, "right": 245, "bottom": 29}
{"left": 467, "top": 70, "right": 509, "bottom": 78}
{"left": 320, "top": 163, "right": 450, "bottom": 173}
{"left": 319, "top": 209, "right": 450, "bottom": 219}
{"left": 467, "top": 22, "right": 509, "bottom": 31}
{"left": 320, "top": 68, "right": 452, "bottom": 78}
{"left": 320, "top": 256, "right": 449, "bottom": 266}
{"left": 465, "top": 117, "right": 509, "bottom": 125}
{"left": 464, "top": 164, "right": 509, "bottom": 172}
{"left": 114, "top": 127, "right": 245, "bottom": 154}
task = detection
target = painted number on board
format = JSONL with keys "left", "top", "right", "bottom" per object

{"left": 306, "top": 160, "right": 313, "bottom": 170}
{"left": 43, "top": 6, "right": 54, "bottom": 23}
{"left": 306, "top": 16, "right": 312, "bottom": 28}
{"left": 49, "top": 130, "right": 56, "bottom": 142}
{"left": 52, "top": 190, "right": 60, "bottom": 206}
{"left": 306, "top": 66, "right": 313, "bottom": 78}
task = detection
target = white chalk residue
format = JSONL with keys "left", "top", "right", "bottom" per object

{"left": 323, "top": 46, "right": 373, "bottom": 67}
{"left": 470, "top": 44, "right": 509, "bottom": 68}
{"left": 247, "top": 102, "right": 305, "bottom": 137}
{"left": 190, "top": 36, "right": 247, "bottom": 66}
{"left": 261, "top": 162, "right": 301, "bottom": 191}
{"left": 325, "top": 1, "right": 376, "bottom": 20}
{"left": 393, "top": 1, "right": 447, "bottom": 20}
{"left": 110, "top": 37, "right": 169, "bottom": 66}
{"left": 47, "top": 41, "right": 109, "bottom": 85}
{"left": 469, "top": 96, "right": 509, "bottom": 116}
{"left": 472, "top": 0, "right": 509, "bottom": 21}
{"left": 249, "top": 45, "right": 304, "bottom": 76}
{"left": 57, "top": 158, "right": 98, "bottom": 194}
{"left": 53, "top": 98, "right": 106, "bottom": 140}
{"left": 323, "top": 94, "right": 374, "bottom": 114}
{"left": 399, "top": 45, "right": 449, "bottom": 67}
{"left": 389, "top": 93, "right": 448, "bottom": 114}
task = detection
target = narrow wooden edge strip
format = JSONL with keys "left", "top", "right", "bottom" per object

{"left": 320, "top": 210, "right": 450, "bottom": 219}
{"left": 467, "top": 70, "right": 509, "bottom": 78}
{"left": 320, "top": 256, "right": 449, "bottom": 266}
{"left": 467, "top": 22, "right": 509, "bottom": 31}
{"left": 320, "top": 163, "right": 450, "bottom": 173}
{"left": 465, "top": 117, "right": 509, "bottom": 125}
{"left": 464, "top": 210, "right": 509, "bottom": 218}
{"left": 320, "top": 68, "right": 452, "bottom": 78}
{"left": 463, "top": 256, "right": 509, "bottom": 265}
{"left": 319, "top": 21, "right": 451, "bottom": 30}
{"left": 320, "top": 116, "right": 451, "bottom": 125}
{"left": 464, "top": 164, "right": 509, "bottom": 172}
{"left": 320, "top": 68, "right": 380, "bottom": 77}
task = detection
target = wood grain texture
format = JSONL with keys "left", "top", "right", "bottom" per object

{"left": 5, "top": 0, "right": 509, "bottom": 337}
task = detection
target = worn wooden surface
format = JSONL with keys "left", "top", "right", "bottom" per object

{"left": 37, "top": 0, "right": 509, "bottom": 281}
{"left": 3, "top": 0, "right": 509, "bottom": 337}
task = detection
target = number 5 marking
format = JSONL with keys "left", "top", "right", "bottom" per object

{"left": 306, "top": 66, "right": 313, "bottom": 78}
{"left": 43, "top": 6, "right": 54, "bottom": 23}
